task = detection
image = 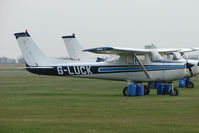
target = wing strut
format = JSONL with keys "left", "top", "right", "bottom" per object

{"left": 133, "top": 54, "right": 151, "bottom": 79}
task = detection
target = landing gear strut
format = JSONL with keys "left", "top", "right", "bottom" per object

{"left": 170, "top": 83, "right": 179, "bottom": 96}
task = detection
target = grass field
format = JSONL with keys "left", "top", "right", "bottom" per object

{"left": 0, "top": 67, "right": 199, "bottom": 133}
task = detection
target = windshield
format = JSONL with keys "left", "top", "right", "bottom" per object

{"left": 104, "top": 54, "right": 120, "bottom": 63}
{"left": 173, "top": 52, "right": 181, "bottom": 60}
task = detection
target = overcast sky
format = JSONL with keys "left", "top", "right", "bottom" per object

{"left": 1, "top": 0, "right": 199, "bottom": 58}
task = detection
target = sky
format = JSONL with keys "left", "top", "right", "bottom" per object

{"left": 1, "top": 0, "right": 199, "bottom": 58}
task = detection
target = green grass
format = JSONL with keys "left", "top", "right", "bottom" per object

{"left": 0, "top": 69, "right": 199, "bottom": 133}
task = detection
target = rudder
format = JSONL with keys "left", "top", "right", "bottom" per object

{"left": 14, "top": 31, "right": 51, "bottom": 66}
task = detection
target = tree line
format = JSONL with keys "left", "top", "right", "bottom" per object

{"left": 0, "top": 57, "right": 69, "bottom": 64}
{"left": 0, "top": 57, "right": 25, "bottom": 64}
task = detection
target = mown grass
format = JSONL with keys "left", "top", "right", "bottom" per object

{"left": 0, "top": 68, "right": 199, "bottom": 133}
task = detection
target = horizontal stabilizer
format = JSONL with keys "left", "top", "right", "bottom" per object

{"left": 62, "top": 35, "right": 75, "bottom": 38}
{"left": 14, "top": 32, "right": 30, "bottom": 39}
{"left": 25, "top": 66, "right": 54, "bottom": 69}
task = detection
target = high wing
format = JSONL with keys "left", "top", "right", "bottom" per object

{"left": 84, "top": 47, "right": 153, "bottom": 78}
{"left": 179, "top": 48, "right": 199, "bottom": 53}
{"left": 83, "top": 47, "right": 152, "bottom": 55}
{"left": 156, "top": 48, "right": 180, "bottom": 54}
{"left": 84, "top": 46, "right": 199, "bottom": 57}
{"left": 154, "top": 48, "right": 199, "bottom": 54}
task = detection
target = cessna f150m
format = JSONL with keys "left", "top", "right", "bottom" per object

{"left": 62, "top": 34, "right": 105, "bottom": 62}
{"left": 62, "top": 34, "right": 199, "bottom": 78}
{"left": 14, "top": 31, "right": 197, "bottom": 96}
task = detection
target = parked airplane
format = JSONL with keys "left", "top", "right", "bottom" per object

{"left": 14, "top": 31, "right": 197, "bottom": 96}
{"left": 62, "top": 34, "right": 105, "bottom": 62}
{"left": 62, "top": 35, "right": 199, "bottom": 88}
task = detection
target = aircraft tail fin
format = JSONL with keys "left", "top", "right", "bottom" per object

{"left": 62, "top": 34, "right": 93, "bottom": 61}
{"left": 14, "top": 31, "right": 56, "bottom": 66}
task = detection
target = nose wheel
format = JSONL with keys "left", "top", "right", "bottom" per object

{"left": 186, "top": 78, "right": 194, "bottom": 88}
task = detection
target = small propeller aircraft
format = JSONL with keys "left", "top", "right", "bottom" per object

{"left": 14, "top": 31, "right": 198, "bottom": 96}
{"left": 62, "top": 34, "right": 105, "bottom": 62}
{"left": 62, "top": 34, "right": 199, "bottom": 86}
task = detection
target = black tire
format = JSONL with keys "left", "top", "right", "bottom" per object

{"left": 144, "top": 86, "right": 150, "bottom": 95}
{"left": 186, "top": 81, "right": 194, "bottom": 88}
{"left": 170, "top": 88, "right": 179, "bottom": 96}
{"left": 122, "top": 86, "right": 128, "bottom": 96}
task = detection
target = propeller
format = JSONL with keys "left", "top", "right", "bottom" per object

{"left": 184, "top": 54, "right": 194, "bottom": 77}
{"left": 186, "top": 62, "right": 194, "bottom": 77}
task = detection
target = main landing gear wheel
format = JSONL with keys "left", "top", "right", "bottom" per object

{"left": 186, "top": 81, "right": 194, "bottom": 88}
{"left": 122, "top": 86, "right": 128, "bottom": 96}
{"left": 144, "top": 86, "right": 150, "bottom": 95}
{"left": 170, "top": 88, "right": 179, "bottom": 96}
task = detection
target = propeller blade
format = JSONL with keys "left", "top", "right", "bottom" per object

{"left": 186, "top": 62, "right": 194, "bottom": 77}
{"left": 184, "top": 54, "right": 194, "bottom": 77}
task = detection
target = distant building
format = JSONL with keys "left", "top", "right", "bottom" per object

{"left": 0, "top": 57, "right": 17, "bottom": 64}
{"left": 0, "top": 56, "right": 70, "bottom": 64}
{"left": 17, "top": 57, "right": 25, "bottom": 64}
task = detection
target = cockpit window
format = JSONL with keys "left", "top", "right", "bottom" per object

{"left": 104, "top": 54, "right": 120, "bottom": 63}
{"left": 151, "top": 50, "right": 163, "bottom": 61}
{"left": 173, "top": 52, "right": 181, "bottom": 60}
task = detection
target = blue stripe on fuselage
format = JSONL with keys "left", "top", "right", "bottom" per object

{"left": 152, "top": 60, "right": 184, "bottom": 63}
{"left": 98, "top": 65, "right": 185, "bottom": 72}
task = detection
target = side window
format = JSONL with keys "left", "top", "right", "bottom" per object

{"left": 137, "top": 55, "right": 145, "bottom": 63}
{"left": 127, "top": 55, "right": 145, "bottom": 65}
{"left": 132, "top": 56, "right": 136, "bottom": 64}
{"left": 127, "top": 56, "right": 133, "bottom": 64}
{"left": 173, "top": 52, "right": 181, "bottom": 60}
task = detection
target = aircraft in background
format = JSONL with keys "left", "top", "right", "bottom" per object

{"left": 14, "top": 31, "right": 198, "bottom": 96}
{"left": 62, "top": 34, "right": 105, "bottom": 62}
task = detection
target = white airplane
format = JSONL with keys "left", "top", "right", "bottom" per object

{"left": 14, "top": 31, "right": 197, "bottom": 96}
{"left": 62, "top": 34, "right": 105, "bottom": 62}
{"left": 62, "top": 35, "right": 199, "bottom": 85}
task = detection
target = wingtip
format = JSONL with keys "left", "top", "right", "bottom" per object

{"left": 83, "top": 47, "right": 113, "bottom": 52}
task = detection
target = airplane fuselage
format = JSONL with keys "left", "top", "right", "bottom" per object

{"left": 27, "top": 61, "right": 187, "bottom": 82}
